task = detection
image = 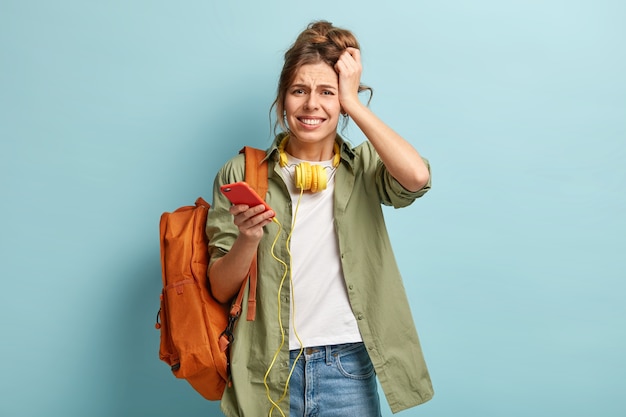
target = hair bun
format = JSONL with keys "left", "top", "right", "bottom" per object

{"left": 294, "top": 20, "right": 360, "bottom": 50}
{"left": 308, "top": 20, "right": 334, "bottom": 36}
{"left": 310, "top": 35, "right": 328, "bottom": 45}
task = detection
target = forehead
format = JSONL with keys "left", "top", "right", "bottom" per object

{"left": 291, "top": 62, "right": 338, "bottom": 86}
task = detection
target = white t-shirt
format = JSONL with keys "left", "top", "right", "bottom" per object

{"left": 280, "top": 153, "right": 362, "bottom": 349}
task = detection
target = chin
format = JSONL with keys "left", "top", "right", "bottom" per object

{"left": 294, "top": 132, "right": 335, "bottom": 144}
{"left": 291, "top": 126, "right": 337, "bottom": 142}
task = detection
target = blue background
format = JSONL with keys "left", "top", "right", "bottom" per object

{"left": 1, "top": 1, "right": 624, "bottom": 416}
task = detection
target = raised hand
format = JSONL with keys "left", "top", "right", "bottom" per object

{"left": 334, "top": 47, "right": 363, "bottom": 114}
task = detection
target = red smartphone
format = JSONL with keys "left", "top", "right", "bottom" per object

{"left": 220, "top": 182, "right": 273, "bottom": 213}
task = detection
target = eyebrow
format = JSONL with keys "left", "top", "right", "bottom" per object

{"left": 291, "top": 83, "right": 338, "bottom": 90}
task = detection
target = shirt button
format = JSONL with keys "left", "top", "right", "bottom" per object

{"left": 348, "top": 284, "right": 354, "bottom": 290}
{"left": 357, "top": 313, "right": 364, "bottom": 320}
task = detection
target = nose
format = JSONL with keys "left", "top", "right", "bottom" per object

{"left": 304, "top": 93, "right": 318, "bottom": 110}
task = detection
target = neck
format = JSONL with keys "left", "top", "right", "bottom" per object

{"left": 283, "top": 135, "right": 335, "bottom": 162}
{"left": 279, "top": 134, "right": 340, "bottom": 168}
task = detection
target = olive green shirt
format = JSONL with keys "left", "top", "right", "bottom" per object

{"left": 206, "top": 134, "right": 434, "bottom": 416}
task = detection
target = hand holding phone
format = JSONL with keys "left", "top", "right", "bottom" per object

{"left": 220, "top": 182, "right": 273, "bottom": 214}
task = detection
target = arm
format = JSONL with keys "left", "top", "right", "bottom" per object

{"left": 208, "top": 204, "right": 275, "bottom": 303}
{"left": 335, "top": 48, "right": 430, "bottom": 192}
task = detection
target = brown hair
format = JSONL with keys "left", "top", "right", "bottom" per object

{"left": 271, "top": 20, "right": 373, "bottom": 133}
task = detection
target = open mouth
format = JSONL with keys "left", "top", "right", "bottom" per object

{"left": 298, "top": 117, "right": 325, "bottom": 126}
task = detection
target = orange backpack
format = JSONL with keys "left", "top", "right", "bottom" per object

{"left": 155, "top": 147, "right": 268, "bottom": 400}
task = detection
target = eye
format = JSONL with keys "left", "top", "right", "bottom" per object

{"left": 291, "top": 88, "right": 306, "bottom": 95}
{"left": 322, "top": 90, "right": 335, "bottom": 96}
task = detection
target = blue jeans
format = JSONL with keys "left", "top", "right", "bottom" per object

{"left": 289, "top": 343, "right": 382, "bottom": 417}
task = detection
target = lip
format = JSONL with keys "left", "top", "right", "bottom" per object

{"left": 296, "top": 116, "right": 326, "bottom": 129}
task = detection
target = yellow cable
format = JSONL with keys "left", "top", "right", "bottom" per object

{"left": 263, "top": 189, "right": 306, "bottom": 417}
{"left": 263, "top": 217, "right": 288, "bottom": 417}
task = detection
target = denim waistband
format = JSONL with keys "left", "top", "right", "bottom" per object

{"left": 289, "top": 342, "right": 364, "bottom": 362}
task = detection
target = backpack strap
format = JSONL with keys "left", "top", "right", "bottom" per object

{"left": 242, "top": 146, "right": 268, "bottom": 200}
{"left": 220, "top": 275, "right": 248, "bottom": 352}
{"left": 241, "top": 146, "right": 268, "bottom": 321}
{"left": 218, "top": 147, "right": 267, "bottom": 352}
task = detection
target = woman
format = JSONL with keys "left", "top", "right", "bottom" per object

{"left": 207, "top": 21, "right": 433, "bottom": 417}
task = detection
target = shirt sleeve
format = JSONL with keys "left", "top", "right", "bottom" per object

{"left": 369, "top": 143, "right": 431, "bottom": 208}
{"left": 205, "top": 154, "right": 246, "bottom": 270}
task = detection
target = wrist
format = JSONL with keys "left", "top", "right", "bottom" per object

{"left": 341, "top": 97, "right": 365, "bottom": 115}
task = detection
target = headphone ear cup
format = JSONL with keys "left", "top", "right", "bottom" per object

{"left": 312, "top": 165, "right": 327, "bottom": 193}
{"left": 310, "top": 164, "right": 319, "bottom": 193}
{"left": 294, "top": 163, "right": 303, "bottom": 190}
{"left": 302, "top": 162, "right": 312, "bottom": 191}
{"left": 293, "top": 162, "right": 329, "bottom": 193}
{"left": 295, "top": 162, "right": 311, "bottom": 191}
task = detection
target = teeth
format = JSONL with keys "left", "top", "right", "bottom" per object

{"left": 301, "top": 118, "right": 322, "bottom": 125}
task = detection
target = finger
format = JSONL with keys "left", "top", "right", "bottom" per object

{"left": 230, "top": 204, "right": 250, "bottom": 215}
{"left": 345, "top": 47, "right": 360, "bottom": 60}
{"left": 239, "top": 207, "right": 274, "bottom": 230}
{"left": 339, "top": 53, "right": 361, "bottom": 75}
{"left": 259, "top": 218, "right": 274, "bottom": 228}
{"left": 335, "top": 56, "right": 356, "bottom": 75}
{"left": 341, "top": 48, "right": 360, "bottom": 66}
{"left": 243, "top": 204, "right": 267, "bottom": 219}
{"left": 337, "top": 51, "right": 354, "bottom": 67}
{"left": 252, "top": 210, "right": 275, "bottom": 225}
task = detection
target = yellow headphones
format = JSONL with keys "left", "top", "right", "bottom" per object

{"left": 278, "top": 136, "right": 341, "bottom": 193}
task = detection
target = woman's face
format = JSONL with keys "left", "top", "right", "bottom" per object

{"left": 284, "top": 62, "right": 341, "bottom": 149}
